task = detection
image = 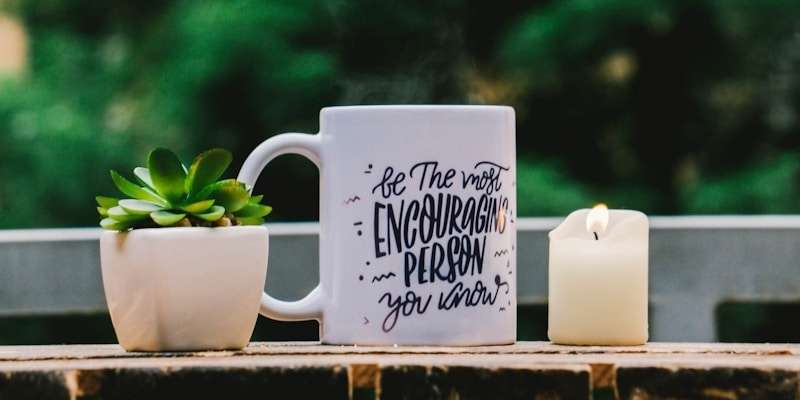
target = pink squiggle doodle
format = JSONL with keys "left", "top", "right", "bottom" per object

{"left": 344, "top": 196, "right": 361, "bottom": 204}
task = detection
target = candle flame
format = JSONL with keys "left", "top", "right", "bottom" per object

{"left": 586, "top": 203, "right": 609, "bottom": 235}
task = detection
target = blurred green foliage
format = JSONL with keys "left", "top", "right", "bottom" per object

{"left": 517, "top": 158, "right": 593, "bottom": 215}
{"left": 683, "top": 155, "right": 800, "bottom": 213}
{"left": 2, "top": 0, "right": 800, "bottom": 227}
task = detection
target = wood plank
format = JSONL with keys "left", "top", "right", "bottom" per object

{"left": 1, "top": 342, "right": 800, "bottom": 399}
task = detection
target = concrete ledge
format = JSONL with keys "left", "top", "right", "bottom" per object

{"left": 4, "top": 217, "right": 800, "bottom": 341}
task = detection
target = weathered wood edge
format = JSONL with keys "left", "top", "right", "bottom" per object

{"left": 2, "top": 342, "right": 800, "bottom": 399}
{"left": 1, "top": 341, "right": 798, "bottom": 363}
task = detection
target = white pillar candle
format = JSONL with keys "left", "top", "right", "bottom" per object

{"left": 548, "top": 205, "right": 649, "bottom": 345}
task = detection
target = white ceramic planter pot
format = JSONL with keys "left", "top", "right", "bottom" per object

{"left": 100, "top": 226, "right": 268, "bottom": 351}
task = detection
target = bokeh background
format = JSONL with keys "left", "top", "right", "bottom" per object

{"left": 2, "top": 0, "right": 800, "bottom": 346}
{"left": 3, "top": 0, "right": 800, "bottom": 229}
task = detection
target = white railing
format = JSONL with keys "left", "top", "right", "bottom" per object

{"left": 2, "top": 217, "right": 799, "bottom": 341}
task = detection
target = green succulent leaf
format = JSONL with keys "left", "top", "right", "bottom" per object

{"left": 100, "top": 217, "right": 133, "bottom": 231}
{"left": 235, "top": 203, "right": 272, "bottom": 218}
{"left": 236, "top": 217, "right": 264, "bottom": 226}
{"left": 249, "top": 194, "right": 263, "bottom": 204}
{"left": 193, "top": 184, "right": 216, "bottom": 201}
{"left": 119, "top": 199, "right": 164, "bottom": 215}
{"left": 108, "top": 206, "right": 148, "bottom": 222}
{"left": 180, "top": 199, "right": 215, "bottom": 213}
{"left": 97, "top": 207, "right": 108, "bottom": 217}
{"left": 148, "top": 148, "right": 187, "bottom": 204}
{"left": 133, "top": 167, "right": 155, "bottom": 189}
{"left": 96, "top": 196, "right": 118, "bottom": 208}
{"left": 185, "top": 148, "right": 232, "bottom": 198}
{"left": 194, "top": 205, "right": 225, "bottom": 221}
{"left": 150, "top": 210, "right": 186, "bottom": 226}
{"left": 110, "top": 171, "right": 168, "bottom": 206}
{"left": 204, "top": 179, "right": 249, "bottom": 212}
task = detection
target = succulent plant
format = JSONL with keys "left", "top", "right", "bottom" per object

{"left": 96, "top": 148, "right": 271, "bottom": 230}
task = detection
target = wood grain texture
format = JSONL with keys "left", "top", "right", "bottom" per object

{"left": 1, "top": 342, "right": 799, "bottom": 399}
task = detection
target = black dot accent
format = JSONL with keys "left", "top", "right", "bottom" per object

{"left": 366, "top": 261, "right": 371, "bottom": 266}
{"left": 359, "top": 275, "right": 364, "bottom": 281}
{"left": 357, "top": 230, "right": 362, "bottom": 236}
{"left": 495, "top": 274, "right": 501, "bottom": 285}
{"left": 368, "top": 164, "right": 373, "bottom": 168}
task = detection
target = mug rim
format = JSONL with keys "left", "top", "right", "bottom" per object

{"left": 321, "top": 104, "right": 513, "bottom": 114}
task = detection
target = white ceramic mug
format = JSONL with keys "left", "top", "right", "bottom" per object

{"left": 238, "top": 105, "right": 517, "bottom": 345}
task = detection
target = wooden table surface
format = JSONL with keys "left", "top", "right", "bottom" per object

{"left": 1, "top": 341, "right": 799, "bottom": 399}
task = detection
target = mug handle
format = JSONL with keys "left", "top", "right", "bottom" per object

{"left": 237, "top": 133, "right": 326, "bottom": 321}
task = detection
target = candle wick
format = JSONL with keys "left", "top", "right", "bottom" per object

{"left": 593, "top": 232, "right": 598, "bottom": 240}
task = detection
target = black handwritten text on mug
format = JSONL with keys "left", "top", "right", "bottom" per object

{"left": 378, "top": 276, "right": 509, "bottom": 333}
{"left": 369, "top": 159, "right": 513, "bottom": 332}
